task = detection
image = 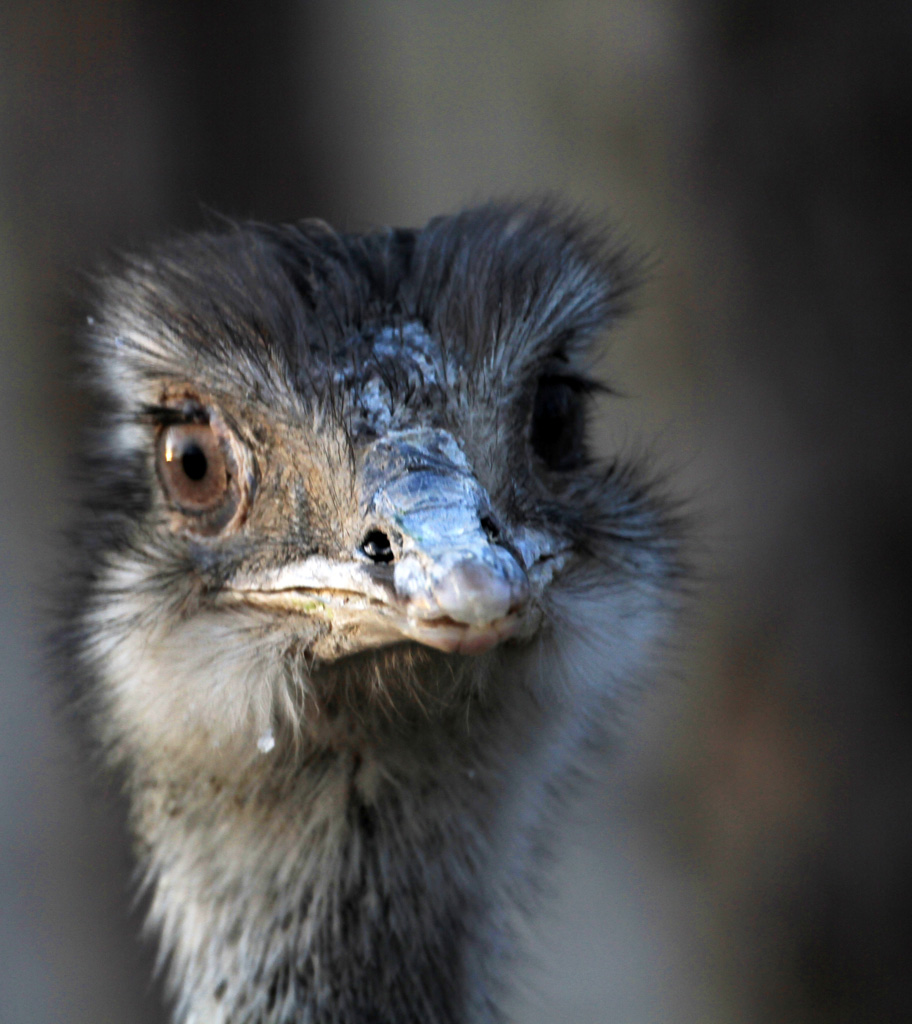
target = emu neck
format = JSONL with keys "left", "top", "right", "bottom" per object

{"left": 130, "top": 687, "right": 555, "bottom": 1024}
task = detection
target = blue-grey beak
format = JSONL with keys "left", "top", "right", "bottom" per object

{"left": 359, "top": 429, "right": 529, "bottom": 629}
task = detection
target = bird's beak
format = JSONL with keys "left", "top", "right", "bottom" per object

{"left": 226, "top": 429, "right": 564, "bottom": 658}
{"left": 358, "top": 428, "right": 530, "bottom": 652}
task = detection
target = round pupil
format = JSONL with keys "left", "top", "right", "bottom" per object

{"left": 181, "top": 444, "right": 208, "bottom": 482}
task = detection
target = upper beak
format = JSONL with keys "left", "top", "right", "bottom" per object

{"left": 359, "top": 429, "right": 529, "bottom": 633}
{"left": 227, "top": 429, "right": 561, "bottom": 657}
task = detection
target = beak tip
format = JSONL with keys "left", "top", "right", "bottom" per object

{"left": 431, "top": 558, "right": 525, "bottom": 627}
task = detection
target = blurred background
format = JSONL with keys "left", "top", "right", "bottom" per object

{"left": 1, "top": 2, "right": 910, "bottom": 1022}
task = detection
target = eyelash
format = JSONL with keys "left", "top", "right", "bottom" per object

{"left": 141, "top": 403, "right": 209, "bottom": 428}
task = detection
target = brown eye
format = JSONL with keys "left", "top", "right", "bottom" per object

{"left": 156, "top": 417, "right": 248, "bottom": 533}
{"left": 158, "top": 423, "right": 227, "bottom": 510}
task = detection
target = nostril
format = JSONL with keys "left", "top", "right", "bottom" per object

{"left": 361, "top": 529, "right": 395, "bottom": 564}
{"left": 479, "top": 515, "right": 501, "bottom": 543}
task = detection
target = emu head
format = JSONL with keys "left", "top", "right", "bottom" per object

{"left": 76, "top": 203, "right": 675, "bottom": 771}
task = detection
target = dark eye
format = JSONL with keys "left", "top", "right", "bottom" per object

{"left": 155, "top": 417, "right": 248, "bottom": 533}
{"left": 529, "top": 375, "right": 588, "bottom": 471}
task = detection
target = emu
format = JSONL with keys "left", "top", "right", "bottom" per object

{"left": 66, "top": 202, "right": 680, "bottom": 1023}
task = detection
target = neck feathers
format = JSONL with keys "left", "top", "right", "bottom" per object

{"left": 130, "top": 671, "right": 570, "bottom": 1024}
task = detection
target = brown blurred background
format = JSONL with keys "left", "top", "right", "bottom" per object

{"left": 1, "top": 2, "right": 910, "bottom": 1022}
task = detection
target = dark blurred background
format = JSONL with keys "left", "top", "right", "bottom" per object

{"left": 1, "top": 2, "right": 910, "bottom": 1022}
